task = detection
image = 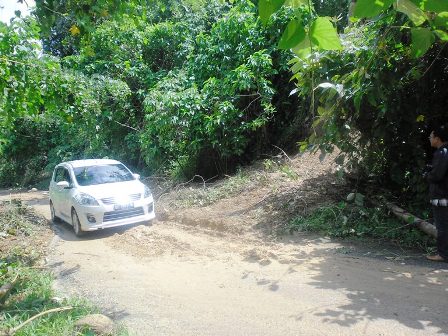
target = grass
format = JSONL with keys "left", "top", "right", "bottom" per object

{"left": 285, "top": 201, "right": 436, "bottom": 252}
{"left": 0, "top": 200, "right": 128, "bottom": 336}
{"left": 1, "top": 265, "right": 95, "bottom": 336}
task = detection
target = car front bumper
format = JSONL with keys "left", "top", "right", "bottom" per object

{"left": 75, "top": 197, "right": 155, "bottom": 231}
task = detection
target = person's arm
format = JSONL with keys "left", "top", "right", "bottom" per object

{"left": 427, "top": 148, "right": 448, "bottom": 183}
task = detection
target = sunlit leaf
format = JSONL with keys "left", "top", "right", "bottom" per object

{"left": 278, "top": 19, "right": 306, "bottom": 49}
{"left": 290, "top": 88, "right": 299, "bottom": 96}
{"left": 310, "top": 17, "right": 342, "bottom": 50}
{"left": 259, "top": 0, "right": 286, "bottom": 24}
{"left": 435, "top": 29, "right": 448, "bottom": 41}
{"left": 416, "top": 114, "right": 425, "bottom": 122}
{"left": 285, "top": 0, "right": 308, "bottom": 8}
{"left": 314, "top": 82, "right": 344, "bottom": 97}
{"left": 395, "top": 0, "right": 427, "bottom": 26}
{"left": 69, "top": 25, "right": 80, "bottom": 36}
{"left": 411, "top": 27, "right": 434, "bottom": 57}
{"left": 297, "top": 140, "right": 308, "bottom": 152}
{"left": 353, "top": 0, "right": 394, "bottom": 18}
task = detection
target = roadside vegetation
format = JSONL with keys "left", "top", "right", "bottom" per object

{"left": 287, "top": 202, "right": 434, "bottom": 252}
{"left": 0, "top": 200, "right": 127, "bottom": 336}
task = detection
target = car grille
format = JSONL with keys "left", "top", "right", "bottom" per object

{"left": 101, "top": 193, "right": 141, "bottom": 205}
{"left": 103, "top": 207, "right": 145, "bottom": 222}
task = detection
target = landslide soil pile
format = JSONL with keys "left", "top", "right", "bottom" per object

{"left": 108, "top": 150, "right": 349, "bottom": 258}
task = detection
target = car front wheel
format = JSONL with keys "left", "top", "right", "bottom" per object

{"left": 50, "top": 201, "right": 60, "bottom": 223}
{"left": 71, "top": 209, "right": 85, "bottom": 237}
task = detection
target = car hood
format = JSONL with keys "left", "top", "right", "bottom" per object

{"left": 77, "top": 180, "right": 144, "bottom": 199}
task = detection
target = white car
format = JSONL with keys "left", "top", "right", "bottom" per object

{"left": 49, "top": 159, "right": 155, "bottom": 236}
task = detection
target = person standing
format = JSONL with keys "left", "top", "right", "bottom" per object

{"left": 426, "top": 124, "right": 448, "bottom": 262}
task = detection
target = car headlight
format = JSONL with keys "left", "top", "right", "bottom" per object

{"left": 144, "top": 185, "right": 152, "bottom": 199}
{"left": 74, "top": 192, "right": 99, "bottom": 206}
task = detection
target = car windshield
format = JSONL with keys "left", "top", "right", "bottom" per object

{"left": 74, "top": 164, "right": 134, "bottom": 186}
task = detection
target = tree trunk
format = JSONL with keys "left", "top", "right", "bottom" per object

{"left": 384, "top": 201, "right": 437, "bottom": 238}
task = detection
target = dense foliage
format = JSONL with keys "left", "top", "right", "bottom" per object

{"left": 1, "top": 0, "right": 300, "bottom": 184}
{"left": 261, "top": 0, "right": 448, "bottom": 205}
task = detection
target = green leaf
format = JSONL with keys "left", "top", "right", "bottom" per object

{"left": 353, "top": 0, "right": 394, "bottom": 18}
{"left": 298, "top": 140, "right": 308, "bottom": 152}
{"left": 309, "top": 17, "right": 342, "bottom": 50}
{"left": 434, "top": 12, "right": 448, "bottom": 29}
{"left": 435, "top": 29, "right": 448, "bottom": 41}
{"left": 278, "top": 19, "right": 306, "bottom": 49}
{"left": 411, "top": 27, "right": 435, "bottom": 57}
{"left": 395, "top": 0, "right": 428, "bottom": 26}
{"left": 411, "top": 0, "right": 448, "bottom": 13}
{"left": 285, "top": 0, "right": 308, "bottom": 8}
{"left": 259, "top": 0, "right": 286, "bottom": 24}
{"left": 292, "top": 36, "right": 312, "bottom": 58}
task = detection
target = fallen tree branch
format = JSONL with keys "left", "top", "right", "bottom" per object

{"left": 7, "top": 306, "right": 73, "bottom": 336}
{"left": 176, "top": 175, "right": 206, "bottom": 190}
{"left": 383, "top": 201, "right": 437, "bottom": 238}
{"left": 272, "top": 145, "right": 293, "bottom": 162}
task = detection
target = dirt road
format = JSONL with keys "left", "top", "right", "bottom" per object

{"left": 2, "top": 187, "right": 447, "bottom": 336}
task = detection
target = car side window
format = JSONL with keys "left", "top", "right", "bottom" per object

{"left": 54, "top": 168, "right": 71, "bottom": 183}
{"left": 54, "top": 168, "right": 64, "bottom": 182}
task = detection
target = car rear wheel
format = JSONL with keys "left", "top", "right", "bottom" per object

{"left": 71, "top": 209, "right": 85, "bottom": 237}
{"left": 50, "top": 201, "right": 60, "bottom": 223}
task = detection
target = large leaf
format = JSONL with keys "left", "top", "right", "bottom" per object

{"left": 310, "top": 17, "right": 342, "bottom": 50}
{"left": 259, "top": 0, "right": 286, "bottom": 24}
{"left": 278, "top": 19, "right": 306, "bottom": 49}
{"left": 410, "top": 0, "right": 448, "bottom": 13}
{"left": 353, "top": 0, "right": 395, "bottom": 18}
{"left": 411, "top": 27, "right": 435, "bottom": 57}
{"left": 314, "top": 82, "right": 345, "bottom": 97}
{"left": 395, "top": 0, "right": 428, "bottom": 26}
{"left": 291, "top": 35, "right": 312, "bottom": 58}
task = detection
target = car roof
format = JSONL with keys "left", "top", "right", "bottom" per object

{"left": 61, "top": 159, "right": 122, "bottom": 168}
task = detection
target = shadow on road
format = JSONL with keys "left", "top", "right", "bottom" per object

{"left": 52, "top": 220, "right": 152, "bottom": 242}
{"left": 309, "top": 247, "right": 447, "bottom": 333}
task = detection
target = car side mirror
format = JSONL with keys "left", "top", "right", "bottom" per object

{"left": 133, "top": 173, "right": 140, "bottom": 180}
{"left": 56, "top": 181, "right": 71, "bottom": 189}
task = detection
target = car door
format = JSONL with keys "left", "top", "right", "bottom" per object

{"left": 53, "top": 167, "right": 73, "bottom": 220}
{"left": 51, "top": 167, "right": 65, "bottom": 216}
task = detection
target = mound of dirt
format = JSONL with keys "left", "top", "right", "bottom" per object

{"left": 161, "top": 150, "right": 348, "bottom": 236}
{"left": 109, "top": 150, "right": 350, "bottom": 258}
